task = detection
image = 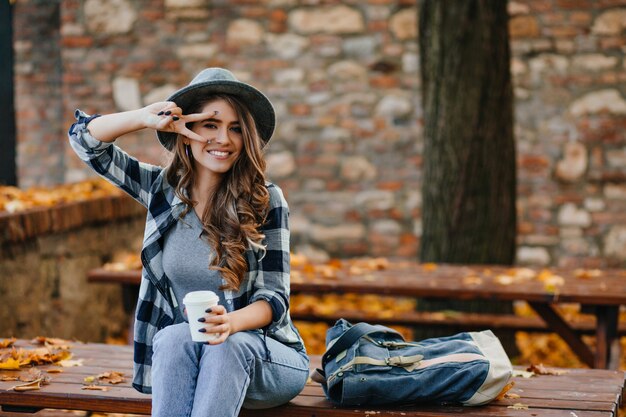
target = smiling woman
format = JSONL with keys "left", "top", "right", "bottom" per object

{"left": 67, "top": 68, "right": 309, "bottom": 417}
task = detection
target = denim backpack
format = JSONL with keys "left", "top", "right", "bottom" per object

{"left": 314, "top": 319, "right": 512, "bottom": 407}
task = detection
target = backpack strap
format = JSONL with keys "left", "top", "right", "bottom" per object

{"left": 322, "top": 322, "right": 402, "bottom": 368}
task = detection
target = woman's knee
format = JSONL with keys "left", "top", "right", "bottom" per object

{"left": 153, "top": 323, "right": 195, "bottom": 354}
{"left": 200, "top": 331, "right": 264, "bottom": 366}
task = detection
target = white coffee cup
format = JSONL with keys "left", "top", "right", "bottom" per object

{"left": 183, "top": 291, "right": 220, "bottom": 342}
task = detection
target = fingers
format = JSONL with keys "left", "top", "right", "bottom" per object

{"left": 178, "top": 126, "right": 206, "bottom": 143}
{"left": 200, "top": 306, "right": 230, "bottom": 344}
{"left": 153, "top": 103, "right": 208, "bottom": 143}
{"left": 183, "top": 110, "right": 217, "bottom": 123}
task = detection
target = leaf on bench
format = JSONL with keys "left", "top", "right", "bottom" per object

{"left": 527, "top": 363, "right": 569, "bottom": 376}
{"left": 84, "top": 371, "right": 125, "bottom": 385}
{"left": 0, "top": 357, "right": 20, "bottom": 370}
{"left": 0, "top": 338, "right": 16, "bottom": 349}
{"left": 81, "top": 385, "right": 109, "bottom": 391}
{"left": 58, "top": 358, "right": 84, "bottom": 367}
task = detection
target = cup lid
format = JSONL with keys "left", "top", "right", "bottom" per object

{"left": 183, "top": 290, "right": 219, "bottom": 304}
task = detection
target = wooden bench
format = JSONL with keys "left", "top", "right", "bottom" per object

{"left": 1, "top": 339, "right": 625, "bottom": 416}
{"left": 86, "top": 268, "right": 626, "bottom": 336}
{"left": 88, "top": 263, "right": 626, "bottom": 369}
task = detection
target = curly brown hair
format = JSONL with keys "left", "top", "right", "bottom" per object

{"left": 165, "top": 94, "right": 269, "bottom": 291}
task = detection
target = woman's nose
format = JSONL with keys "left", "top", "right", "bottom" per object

{"left": 215, "top": 127, "right": 229, "bottom": 143}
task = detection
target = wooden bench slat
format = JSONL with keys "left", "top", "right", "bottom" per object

{"left": 292, "top": 310, "right": 626, "bottom": 335}
{"left": 1, "top": 341, "right": 624, "bottom": 417}
{"left": 283, "top": 395, "right": 615, "bottom": 417}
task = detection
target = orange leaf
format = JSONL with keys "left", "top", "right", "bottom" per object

{"left": 0, "top": 338, "right": 16, "bottom": 349}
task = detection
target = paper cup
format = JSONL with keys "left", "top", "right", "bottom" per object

{"left": 183, "top": 291, "right": 220, "bottom": 342}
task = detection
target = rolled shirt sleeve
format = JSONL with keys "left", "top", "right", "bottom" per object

{"left": 68, "top": 109, "right": 163, "bottom": 208}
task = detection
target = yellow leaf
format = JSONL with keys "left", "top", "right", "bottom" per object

{"left": 81, "top": 385, "right": 109, "bottom": 391}
{"left": 57, "top": 358, "right": 83, "bottom": 367}
{"left": 508, "top": 403, "right": 529, "bottom": 410}
{"left": 0, "top": 357, "right": 21, "bottom": 370}
{"left": 421, "top": 263, "right": 437, "bottom": 271}
{"left": 84, "top": 376, "right": 96, "bottom": 383}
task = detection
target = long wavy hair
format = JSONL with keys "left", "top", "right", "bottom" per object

{"left": 165, "top": 94, "right": 269, "bottom": 291}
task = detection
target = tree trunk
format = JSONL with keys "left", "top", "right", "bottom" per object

{"left": 419, "top": 0, "right": 516, "bottom": 264}
{"left": 417, "top": 0, "right": 518, "bottom": 354}
{"left": 0, "top": 0, "right": 17, "bottom": 186}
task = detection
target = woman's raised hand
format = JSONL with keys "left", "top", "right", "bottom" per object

{"left": 143, "top": 102, "right": 215, "bottom": 144}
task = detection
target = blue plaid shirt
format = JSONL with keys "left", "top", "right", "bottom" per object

{"left": 69, "top": 110, "right": 306, "bottom": 394}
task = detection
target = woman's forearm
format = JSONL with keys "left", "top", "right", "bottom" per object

{"left": 86, "top": 109, "right": 148, "bottom": 143}
{"left": 228, "top": 300, "right": 273, "bottom": 334}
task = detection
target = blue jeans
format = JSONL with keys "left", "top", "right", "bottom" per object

{"left": 151, "top": 323, "right": 309, "bottom": 417}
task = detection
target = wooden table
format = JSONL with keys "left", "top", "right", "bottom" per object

{"left": 1, "top": 340, "right": 624, "bottom": 416}
{"left": 88, "top": 261, "right": 626, "bottom": 369}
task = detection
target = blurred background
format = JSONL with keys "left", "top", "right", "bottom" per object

{"left": 1, "top": 0, "right": 626, "bottom": 366}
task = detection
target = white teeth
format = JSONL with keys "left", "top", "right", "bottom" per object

{"left": 209, "top": 150, "right": 229, "bottom": 156}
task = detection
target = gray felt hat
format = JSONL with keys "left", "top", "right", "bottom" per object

{"left": 156, "top": 68, "right": 275, "bottom": 151}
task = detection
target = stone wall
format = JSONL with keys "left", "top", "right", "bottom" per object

{"left": 12, "top": 0, "right": 626, "bottom": 267}
{"left": 0, "top": 196, "right": 145, "bottom": 341}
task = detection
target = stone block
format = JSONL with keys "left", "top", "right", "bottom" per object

{"left": 517, "top": 246, "right": 551, "bottom": 265}
{"left": 113, "top": 77, "right": 142, "bottom": 112}
{"left": 605, "top": 225, "right": 626, "bottom": 260}
{"left": 509, "top": 16, "right": 541, "bottom": 38}
{"left": 389, "top": 7, "right": 417, "bottom": 41}
{"left": 591, "top": 9, "right": 626, "bottom": 35}
{"left": 289, "top": 5, "right": 365, "bottom": 35}
{"left": 227, "top": 19, "right": 265, "bottom": 47}
{"left": 555, "top": 142, "right": 587, "bottom": 182}
{"left": 572, "top": 54, "right": 618, "bottom": 70}
{"left": 557, "top": 203, "right": 592, "bottom": 227}
{"left": 266, "top": 151, "right": 296, "bottom": 179}
{"left": 84, "top": 0, "right": 137, "bottom": 35}
{"left": 570, "top": 89, "right": 626, "bottom": 116}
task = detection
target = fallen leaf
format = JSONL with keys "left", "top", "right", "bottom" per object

{"left": 505, "top": 393, "right": 521, "bottom": 399}
{"left": 507, "top": 403, "right": 529, "bottom": 410}
{"left": 30, "top": 337, "right": 73, "bottom": 348}
{"left": 574, "top": 269, "right": 602, "bottom": 279}
{"left": 0, "top": 338, "right": 16, "bottom": 349}
{"left": 0, "top": 358, "right": 21, "bottom": 370}
{"left": 527, "top": 363, "right": 568, "bottom": 376}
{"left": 81, "top": 385, "right": 109, "bottom": 391}
{"left": 495, "top": 381, "right": 515, "bottom": 400}
{"left": 84, "top": 376, "right": 96, "bottom": 383}
{"left": 512, "top": 370, "right": 535, "bottom": 378}
{"left": 97, "top": 371, "right": 125, "bottom": 384}
{"left": 495, "top": 274, "right": 515, "bottom": 285}
{"left": 0, "top": 376, "right": 19, "bottom": 381}
{"left": 462, "top": 275, "right": 483, "bottom": 286}
{"left": 421, "top": 263, "right": 437, "bottom": 271}
{"left": 11, "top": 377, "right": 48, "bottom": 392}
{"left": 46, "top": 369, "right": 63, "bottom": 374}
{"left": 57, "top": 358, "right": 84, "bottom": 367}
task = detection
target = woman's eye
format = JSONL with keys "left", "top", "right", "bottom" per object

{"left": 231, "top": 126, "right": 242, "bottom": 134}
{"left": 203, "top": 123, "right": 217, "bottom": 129}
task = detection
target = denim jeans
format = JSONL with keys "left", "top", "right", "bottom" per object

{"left": 151, "top": 323, "right": 309, "bottom": 417}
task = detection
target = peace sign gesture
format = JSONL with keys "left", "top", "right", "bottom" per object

{"left": 143, "top": 102, "right": 216, "bottom": 144}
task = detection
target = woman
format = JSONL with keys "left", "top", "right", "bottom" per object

{"left": 68, "top": 68, "right": 309, "bottom": 417}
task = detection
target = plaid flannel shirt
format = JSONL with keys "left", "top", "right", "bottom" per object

{"left": 69, "top": 110, "right": 306, "bottom": 394}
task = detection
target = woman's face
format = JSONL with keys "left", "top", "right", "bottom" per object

{"left": 187, "top": 99, "right": 244, "bottom": 179}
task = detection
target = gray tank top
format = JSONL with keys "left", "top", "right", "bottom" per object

{"left": 162, "top": 208, "right": 226, "bottom": 315}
